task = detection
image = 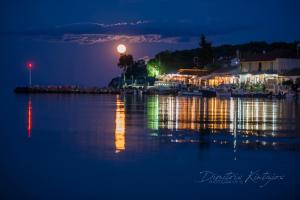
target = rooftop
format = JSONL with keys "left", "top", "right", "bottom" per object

{"left": 177, "top": 68, "right": 209, "bottom": 76}
{"left": 211, "top": 66, "right": 239, "bottom": 75}
{"left": 241, "top": 49, "right": 299, "bottom": 62}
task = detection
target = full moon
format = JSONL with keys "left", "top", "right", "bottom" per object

{"left": 117, "top": 44, "right": 126, "bottom": 54}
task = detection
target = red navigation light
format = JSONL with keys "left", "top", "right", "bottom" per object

{"left": 27, "top": 62, "right": 33, "bottom": 69}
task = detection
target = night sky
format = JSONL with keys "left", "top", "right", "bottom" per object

{"left": 1, "top": 0, "right": 299, "bottom": 88}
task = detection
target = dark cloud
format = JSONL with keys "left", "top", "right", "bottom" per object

{"left": 14, "top": 20, "right": 257, "bottom": 45}
{"left": 34, "top": 33, "right": 179, "bottom": 45}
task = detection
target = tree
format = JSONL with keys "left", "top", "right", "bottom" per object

{"left": 199, "top": 34, "right": 214, "bottom": 67}
{"left": 125, "top": 59, "right": 147, "bottom": 79}
{"left": 147, "top": 58, "right": 160, "bottom": 77}
{"left": 117, "top": 54, "right": 148, "bottom": 80}
{"left": 118, "top": 54, "right": 134, "bottom": 73}
{"left": 282, "top": 80, "right": 293, "bottom": 86}
{"left": 296, "top": 77, "right": 300, "bottom": 85}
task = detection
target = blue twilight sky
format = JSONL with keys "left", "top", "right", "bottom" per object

{"left": 1, "top": 0, "right": 300, "bottom": 88}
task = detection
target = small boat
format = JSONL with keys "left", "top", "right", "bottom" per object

{"left": 178, "top": 90, "right": 202, "bottom": 96}
{"left": 285, "top": 92, "right": 296, "bottom": 99}
{"left": 215, "top": 88, "right": 231, "bottom": 98}
{"left": 199, "top": 88, "right": 216, "bottom": 97}
{"left": 231, "top": 89, "right": 250, "bottom": 97}
{"left": 215, "top": 84, "right": 232, "bottom": 98}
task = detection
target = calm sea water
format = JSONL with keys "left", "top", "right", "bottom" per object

{"left": 1, "top": 93, "right": 300, "bottom": 200}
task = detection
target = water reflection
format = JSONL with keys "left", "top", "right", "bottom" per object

{"left": 24, "top": 94, "right": 299, "bottom": 152}
{"left": 115, "top": 95, "right": 125, "bottom": 153}
{"left": 27, "top": 98, "right": 32, "bottom": 138}
{"left": 146, "top": 95, "right": 300, "bottom": 151}
{"left": 147, "top": 96, "right": 297, "bottom": 136}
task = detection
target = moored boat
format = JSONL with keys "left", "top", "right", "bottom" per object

{"left": 216, "top": 88, "right": 231, "bottom": 98}
{"left": 178, "top": 90, "right": 202, "bottom": 96}
{"left": 215, "top": 84, "right": 232, "bottom": 98}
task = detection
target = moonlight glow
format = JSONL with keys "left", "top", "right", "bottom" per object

{"left": 117, "top": 44, "right": 127, "bottom": 54}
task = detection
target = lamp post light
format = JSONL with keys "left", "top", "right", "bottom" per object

{"left": 27, "top": 62, "right": 33, "bottom": 87}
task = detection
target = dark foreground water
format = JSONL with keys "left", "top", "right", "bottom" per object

{"left": 1, "top": 93, "right": 300, "bottom": 200}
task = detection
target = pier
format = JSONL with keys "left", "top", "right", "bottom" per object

{"left": 14, "top": 86, "right": 121, "bottom": 94}
{"left": 14, "top": 85, "right": 300, "bottom": 99}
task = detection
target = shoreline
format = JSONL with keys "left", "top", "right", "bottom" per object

{"left": 14, "top": 86, "right": 120, "bottom": 94}
{"left": 14, "top": 86, "right": 298, "bottom": 99}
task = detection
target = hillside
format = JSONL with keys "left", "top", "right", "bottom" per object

{"left": 149, "top": 41, "right": 299, "bottom": 74}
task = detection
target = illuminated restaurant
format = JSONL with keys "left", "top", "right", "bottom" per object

{"left": 155, "top": 57, "right": 300, "bottom": 88}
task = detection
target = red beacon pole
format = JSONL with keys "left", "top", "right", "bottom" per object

{"left": 27, "top": 63, "right": 33, "bottom": 87}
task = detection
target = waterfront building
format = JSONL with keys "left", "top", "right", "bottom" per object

{"left": 156, "top": 67, "right": 240, "bottom": 88}
{"left": 155, "top": 68, "right": 209, "bottom": 88}
{"left": 238, "top": 56, "right": 300, "bottom": 85}
{"left": 205, "top": 66, "right": 239, "bottom": 87}
{"left": 154, "top": 56, "right": 300, "bottom": 89}
{"left": 177, "top": 68, "right": 209, "bottom": 76}
{"left": 240, "top": 56, "right": 300, "bottom": 74}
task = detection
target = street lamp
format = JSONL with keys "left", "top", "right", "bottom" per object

{"left": 27, "top": 62, "right": 33, "bottom": 87}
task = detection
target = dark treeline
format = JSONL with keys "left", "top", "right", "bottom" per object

{"left": 117, "top": 54, "right": 147, "bottom": 78}
{"left": 149, "top": 38, "right": 299, "bottom": 74}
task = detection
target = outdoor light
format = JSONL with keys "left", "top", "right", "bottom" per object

{"left": 27, "top": 62, "right": 33, "bottom": 87}
{"left": 28, "top": 63, "right": 33, "bottom": 69}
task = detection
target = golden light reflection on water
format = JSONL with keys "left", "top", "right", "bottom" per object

{"left": 115, "top": 96, "right": 125, "bottom": 153}
{"left": 147, "top": 96, "right": 297, "bottom": 136}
